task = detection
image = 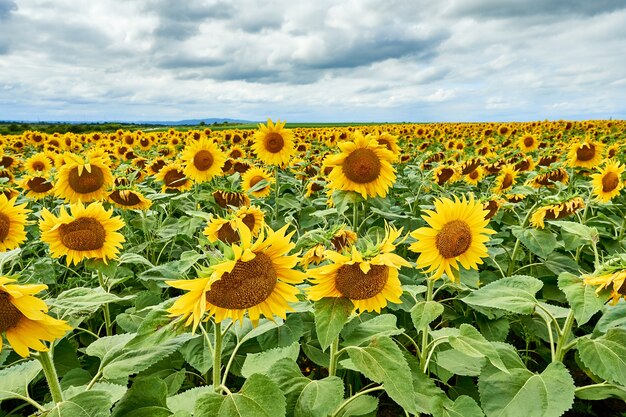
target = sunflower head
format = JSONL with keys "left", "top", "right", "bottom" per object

{"left": 55, "top": 156, "right": 114, "bottom": 203}
{"left": 0, "top": 194, "right": 30, "bottom": 252}
{"left": 241, "top": 167, "right": 274, "bottom": 198}
{"left": 409, "top": 194, "right": 495, "bottom": 281}
{"left": 108, "top": 189, "right": 152, "bottom": 211}
{"left": 591, "top": 161, "right": 624, "bottom": 203}
{"left": 568, "top": 139, "right": 605, "bottom": 168}
{"left": 252, "top": 119, "right": 296, "bottom": 166}
{"left": 155, "top": 163, "right": 193, "bottom": 193}
{"left": 181, "top": 137, "right": 226, "bottom": 183}
{"left": 583, "top": 255, "right": 626, "bottom": 305}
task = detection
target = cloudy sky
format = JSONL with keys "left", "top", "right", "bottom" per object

{"left": 0, "top": 0, "right": 625, "bottom": 122}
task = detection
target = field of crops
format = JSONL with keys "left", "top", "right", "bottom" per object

{"left": 0, "top": 119, "right": 625, "bottom": 416}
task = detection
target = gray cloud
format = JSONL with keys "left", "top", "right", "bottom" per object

{"left": 447, "top": 0, "right": 626, "bottom": 18}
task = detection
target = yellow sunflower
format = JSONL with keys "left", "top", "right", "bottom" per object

{"left": 235, "top": 205, "right": 265, "bottom": 236}
{"left": 108, "top": 189, "right": 152, "bottom": 211}
{"left": 167, "top": 224, "right": 305, "bottom": 328}
{"left": 518, "top": 134, "right": 539, "bottom": 153}
{"left": 19, "top": 175, "right": 55, "bottom": 200}
{"left": 307, "top": 225, "right": 410, "bottom": 313}
{"left": 241, "top": 167, "right": 274, "bottom": 198}
{"left": 204, "top": 216, "right": 249, "bottom": 244}
{"left": 529, "top": 197, "right": 585, "bottom": 228}
{"left": 39, "top": 202, "right": 125, "bottom": 265}
{"left": 212, "top": 190, "right": 250, "bottom": 209}
{"left": 300, "top": 244, "right": 326, "bottom": 268}
{"left": 181, "top": 137, "right": 226, "bottom": 183}
{"left": 493, "top": 165, "right": 517, "bottom": 194}
{"left": 568, "top": 140, "right": 605, "bottom": 168}
{"left": 252, "top": 119, "right": 296, "bottom": 166}
{"left": 55, "top": 156, "right": 114, "bottom": 203}
{"left": 584, "top": 270, "right": 626, "bottom": 305}
{"left": 0, "top": 195, "right": 30, "bottom": 252}
{"left": 409, "top": 195, "right": 495, "bottom": 281}
{"left": 331, "top": 228, "right": 358, "bottom": 251}
{"left": 591, "top": 161, "right": 624, "bottom": 202}
{"left": 464, "top": 166, "right": 484, "bottom": 186}
{"left": 0, "top": 276, "right": 71, "bottom": 357}
{"left": 326, "top": 131, "right": 396, "bottom": 199}
{"left": 375, "top": 132, "right": 401, "bottom": 161}
{"left": 24, "top": 152, "right": 53, "bottom": 175}
{"left": 155, "top": 163, "right": 193, "bottom": 193}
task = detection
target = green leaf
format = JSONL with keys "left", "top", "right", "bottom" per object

{"left": 335, "top": 395, "right": 378, "bottom": 417}
{"left": 85, "top": 333, "right": 135, "bottom": 368}
{"left": 477, "top": 316, "right": 509, "bottom": 342}
{"left": 46, "top": 390, "right": 113, "bottom": 417}
{"left": 118, "top": 253, "right": 155, "bottom": 268}
{"left": 479, "top": 361, "right": 575, "bottom": 417}
{"left": 434, "top": 349, "right": 483, "bottom": 377}
{"left": 314, "top": 298, "right": 354, "bottom": 351}
{"left": 404, "top": 352, "right": 447, "bottom": 414}
{"left": 434, "top": 395, "right": 484, "bottom": 417}
{"left": 180, "top": 335, "right": 214, "bottom": 374}
{"left": 555, "top": 221, "right": 599, "bottom": 243}
{"left": 341, "top": 314, "right": 404, "bottom": 346}
{"left": 511, "top": 227, "right": 557, "bottom": 258}
{"left": 595, "top": 303, "right": 626, "bottom": 334}
{"left": 102, "top": 334, "right": 193, "bottom": 379}
{"left": 234, "top": 319, "right": 284, "bottom": 344}
{"left": 195, "top": 374, "right": 286, "bottom": 417}
{"left": 112, "top": 377, "right": 172, "bottom": 417}
{"left": 53, "top": 287, "right": 134, "bottom": 317}
{"left": 294, "top": 377, "right": 344, "bottom": 417}
{"left": 575, "top": 383, "right": 626, "bottom": 401}
{"left": 241, "top": 342, "right": 300, "bottom": 378}
{"left": 0, "top": 360, "right": 42, "bottom": 401}
{"left": 449, "top": 324, "right": 508, "bottom": 373}
{"left": 578, "top": 329, "right": 626, "bottom": 385}
{"left": 63, "top": 382, "right": 127, "bottom": 406}
{"left": 266, "top": 358, "right": 311, "bottom": 414}
{"left": 258, "top": 314, "right": 305, "bottom": 350}
{"left": 410, "top": 301, "right": 444, "bottom": 330}
{"left": 345, "top": 336, "right": 416, "bottom": 414}
{"left": 462, "top": 275, "right": 543, "bottom": 315}
{"left": 167, "top": 387, "right": 215, "bottom": 414}
{"left": 558, "top": 272, "right": 607, "bottom": 325}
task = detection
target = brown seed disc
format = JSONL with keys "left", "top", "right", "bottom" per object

{"left": 230, "top": 149, "right": 243, "bottom": 159}
{"left": 378, "top": 139, "right": 392, "bottom": 151}
{"left": 263, "top": 132, "right": 285, "bottom": 154}
{"left": 27, "top": 177, "right": 53, "bottom": 193}
{"left": 436, "top": 167, "right": 454, "bottom": 185}
{"left": 109, "top": 190, "right": 141, "bottom": 206}
{"left": 163, "top": 169, "right": 186, "bottom": 188}
{"left": 483, "top": 201, "right": 498, "bottom": 220}
{"left": 342, "top": 149, "right": 382, "bottom": 184}
{"left": 469, "top": 171, "right": 479, "bottom": 180}
{"left": 68, "top": 165, "right": 105, "bottom": 194}
{"left": 242, "top": 214, "right": 256, "bottom": 231}
{"left": 523, "top": 136, "right": 534, "bottom": 147}
{"left": 249, "top": 175, "right": 265, "bottom": 188}
{"left": 217, "top": 223, "right": 240, "bottom": 244}
{"left": 576, "top": 144, "right": 595, "bottom": 162}
{"left": 335, "top": 263, "right": 388, "bottom": 300}
{"left": 32, "top": 161, "right": 46, "bottom": 171}
{"left": 0, "top": 213, "right": 10, "bottom": 242}
{"left": 193, "top": 150, "right": 214, "bottom": 171}
{"left": 602, "top": 172, "right": 619, "bottom": 192}
{"left": 58, "top": 217, "right": 106, "bottom": 251}
{"left": 0, "top": 291, "right": 23, "bottom": 332}
{"left": 436, "top": 220, "right": 472, "bottom": 259}
{"left": 206, "top": 253, "right": 277, "bottom": 309}
{"left": 151, "top": 160, "right": 166, "bottom": 173}
{"left": 501, "top": 173, "right": 513, "bottom": 190}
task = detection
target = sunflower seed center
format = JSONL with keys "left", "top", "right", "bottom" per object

{"left": 27, "top": 177, "right": 54, "bottom": 193}
{"left": 523, "top": 136, "right": 534, "bottom": 147}
{"left": 242, "top": 214, "right": 256, "bottom": 231}
{"left": 342, "top": 148, "right": 381, "bottom": 184}
{"left": 501, "top": 173, "right": 514, "bottom": 190}
{"left": 602, "top": 171, "right": 619, "bottom": 192}
{"left": 163, "top": 169, "right": 186, "bottom": 188}
{"left": 264, "top": 132, "right": 285, "bottom": 153}
{"left": 206, "top": 253, "right": 277, "bottom": 309}
{"left": 217, "top": 223, "right": 240, "bottom": 244}
{"left": 576, "top": 144, "right": 595, "bottom": 161}
{"left": 32, "top": 161, "right": 46, "bottom": 171}
{"left": 68, "top": 165, "right": 105, "bottom": 194}
{"left": 193, "top": 150, "right": 214, "bottom": 171}
{"left": 249, "top": 176, "right": 265, "bottom": 187}
{"left": 0, "top": 213, "right": 10, "bottom": 242}
{"left": 58, "top": 217, "right": 106, "bottom": 251}
{"left": 109, "top": 190, "right": 141, "bottom": 206}
{"left": 0, "top": 291, "right": 23, "bottom": 332}
{"left": 335, "top": 263, "right": 388, "bottom": 300}
{"left": 436, "top": 220, "right": 472, "bottom": 259}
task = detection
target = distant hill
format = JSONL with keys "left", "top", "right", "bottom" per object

{"left": 138, "top": 118, "right": 256, "bottom": 126}
{"left": 0, "top": 118, "right": 256, "bottom": 126}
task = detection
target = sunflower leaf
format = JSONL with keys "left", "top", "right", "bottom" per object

{"left": 558, "top": 272, "right": 607, "bottom": 325}
{"left": 46, "top": 390, "right": 114, "bottom": 417}
{"left": 410, "top": 301, "right": 444, "bottom": 331}
{"left": 479, "top": 361, "right": 575, "bottom": 417}
{"left": 448, "top": 324, "right": 508, "bottom": 373}
{"left": 511, "top": 227, "right": 557, "bottom": 259}
{"left": 461, "top": 275, "right": 543, "bottom": 315}
{"left": 240, "top": 342, "right": 300, "bottom": 378}
{"left": 0, "top": 360, "right": 42, "bottom": 401}
{"left": 341, "top": 314, "right": 404, "bottom": 346}
{"left": 432, "top": 395, "right": 484, "bottom": 417}
{"left": 578, "top": 329, "right": 626, "bottom": 386}
{"left": 195, "top": 374, "right": 285, "bottom": 417}
{"left": 294, "top": 376, "right": 344, "bottom": 417}
{"left": 314, "top": 297, "right": 354, "bottom": 351}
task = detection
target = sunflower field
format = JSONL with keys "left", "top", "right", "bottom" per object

{"left": 0, "top": 119, "right": 626, "bottom": 417}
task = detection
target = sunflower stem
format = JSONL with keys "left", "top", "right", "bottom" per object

{"left": 328, "top": 336, "right": 340, "bottom": 377}
{"left": 97, "top": 270, "right": 113, "bottom": 337}
{"left": 554, "top": 309, "right": 576, "bottom": 362}
{"left": 352, "top": 202, "right": 358, "bottom": 231}
{"left": 213, "top": 321, "right": 223, "bottom": 394}
{"left": 37, "top": 349, "right": 64, "bottom": 404}
{"left": 419, "top": 279, "right": 435, "bottom": 372}
{"left": 330, "top": 386, "right": 385, "bottom": 417}
{"left": 273, "top": 166, "right": 280, "bottom": 223}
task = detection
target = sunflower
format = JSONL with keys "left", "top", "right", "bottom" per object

{"left": 583, "top": 270, "right": 626, "bottom": 305}
{"left": 528, "top": 168, "right": 569, "bottom": 188}
{"left": 307, "top": 225, "right": 410, "bottom": 313}
{"left": 591, "top": 161, "right": 624, "bottom": 202}
{"left": 24, "top": 152, "right": 53, "bottom": 175}
{"left": 228, "top": 145, "right": 246, "bottom": 160}
{"left": 181, "top": 137, "right": 226, "bottom": 183}
{"left": 518, "top": 134, "right": 539, "bottom": 153}
{"left": 529, "top": 197, "right": 585, "bottom": 228}
{"left": 108, "top": 189, "right": 152, "bottom": 211}
{"left": 55, "top": 156, "right": 114, "bottom": 203}
{"left": 235, "top": 205, "right": 265, "bottom": 236}
{"left": 409, "top": 195, "right": 495, "bottom": 281}
{"left": 212, "top": 190, "right": 250, "bottom": 209}
{"left": 331, "top": 228, "right": 358, "bottom": 251}
{"left": 0, "top": 277, "right": 71, "bottom": 357}
{"left": 300, "top": 244, "right": 326, "bottom": 268}
{"left": 305, "top": 177, "right": 326, "bottom": 198}
{"left": 204, "top": 216, "right": 249, "bottom": 244}
{"left": 464, "top": 166, "right": 484, "bottom": 186}
{"left": 375, "top": 133, "right": 401, "bottom": 161}
{"left": 241, "top": 167, "right": 274, "bottom": 198}
{"left": 252, "top": 119, "right": 296, "bottom": 166}
{"left": 19, "top": 175, "right": 54, "bottom": 200}
{"left": 493, "top": 165, "right": 517, "bottom": 194}
{"left": 167, "top": 224, "right": 305, "bottom": 327}
{"left": 433, "top": 165, "right": 459, "bottom": 186}
{"left": 39, "top": 202, "right": 125, "bottom": 265}
{"left": 326, "top": 131, "right": 396, "bottom": 199}
{"left": 155, "top": 163, "right": 193, "bottom": 193}
{"left": 148, "top": 157, "right": 167, "bottom": 175}
{"left": 568, "top": 140, "right": 605, "bottom": 168}
{"left": 0, "top": 195, "right": 30, "bottom": 252}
